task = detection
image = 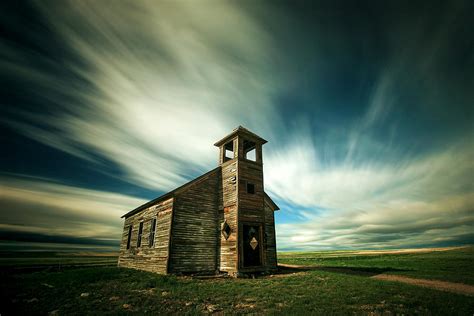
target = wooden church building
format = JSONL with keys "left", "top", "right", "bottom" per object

{"left": 118, "top": 126, "right": 279, "bottom": 276}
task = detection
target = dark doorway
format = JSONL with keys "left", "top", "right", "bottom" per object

{"left": 242, "top": 224, "right": 262, "bottom": 267}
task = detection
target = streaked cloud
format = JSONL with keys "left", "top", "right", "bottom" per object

{"left": 2, "top": 0, "right": 282, "bottom": 191}
{"left": 0, "top": 1, "right": 472, "bottom": 251}
{"left": 0, "top": 175, "right": 146, "bottom": 241}
{"left": 267, "top": 108, "right": 473, "bottom": 249}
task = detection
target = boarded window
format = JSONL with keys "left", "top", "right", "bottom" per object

{"left": 137, "top": 222, "right": 144, "bottom": 247}
{"left": 247, "top": 182, "right": 255, "bottom": 194}
{"left": 149, "top": 218, "right": 157, "bottom": 247}
{"left": 126, "top": 225, "right": 132, "bottom": 249}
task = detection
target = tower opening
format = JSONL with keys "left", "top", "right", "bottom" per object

{"left": 224, "top": 140, "right": 234, "bottom": 161}
{"left": 243, "top": 139, "right": 256, "bottom": 161}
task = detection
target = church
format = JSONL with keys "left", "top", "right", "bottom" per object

{"left": 118, "top": 126, "right": 279, "bottom": 276}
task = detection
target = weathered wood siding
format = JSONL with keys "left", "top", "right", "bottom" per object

{"left": 264, "top": 200, "right": 277, "bottom": 270}
{"left": 219, "top": 159, "right": 238, "bottom": 273}
{"left": 237, "top": 157, "right": 267, "bottom": 271}
{"left": 118, "top": 128, "right": 279, "bottom": 276}
{"left": 168, "top": 169, "right": 221, "bottom": 274}
{"left": 238, "top": 160, "right": 265, "bottom": 223}
{"left": 235, "top": 131, "right": 279, "bottom": 273}
{"left": 118, "top": 198, "right": 173, "bottom": 274}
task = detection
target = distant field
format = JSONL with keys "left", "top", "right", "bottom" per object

{"left": 0, "top": 251, "right": 118, "bottom": 269}
{"left": 279, "top": 246, "right": 474, "bottom": 285}
{"left": 1, "top": 247, "right": 473, "bottom": 315}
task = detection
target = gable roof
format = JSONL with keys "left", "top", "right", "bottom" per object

{"left": 121, "top": 166, "right": 280, "bottom": 218}
{"left": 264, "top": 192, "right": 280, "bottom": 211}
{"left": 121, "top": 167, "right": 220, "bottom": 218}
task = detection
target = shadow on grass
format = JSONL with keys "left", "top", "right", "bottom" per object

{"left": 277, "top": 264, "right": 412, "bottom": 277}
{"left": 1, "top": 262, "right": 116, "bottom": 274}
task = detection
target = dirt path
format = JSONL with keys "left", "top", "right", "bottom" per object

{"left": 371, "top": 274, "right": 474, "bottom": 296}
{"left": 277, "top": 264, "right": 474, "bottom": 296}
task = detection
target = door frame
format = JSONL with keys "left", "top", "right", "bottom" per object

{"left": 239, "top": 222, "right": 264, "bottom": 269}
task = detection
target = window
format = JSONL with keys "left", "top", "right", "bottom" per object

{"left": 221, "top": 221, "right": 232, "bottom": 240}
{"left": 149, "top": 218, "right": 157, "bottom": 247}
{"left": 126, "top": 225, "right": 132, "bottom": 250}
{"left": 137, "top": 222, "right": 144, "bottom": 247}
{"left": 247, "top": 182, "right": 255, "bottom": 194}
{"left": 243, "top": 139, "right": 256, "bottom": 161}
{"left": 223, "top": 140, "right": 234, "bottom": 161}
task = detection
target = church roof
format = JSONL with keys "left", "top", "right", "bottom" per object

{"left": 214, "top": 126, "right": 267, "bottom": 147}
{"left": 121, "top": 167, "right": 279, "bottom": 218}
{"left": 264, "top": 192, "right": 280, "bottom": 211}
{"left": 121, "top": 167, "right": 220, "bottom": 218}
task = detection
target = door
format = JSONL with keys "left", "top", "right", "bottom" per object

{"left": 242, "top": 224, "right": 262, "bottom": 267}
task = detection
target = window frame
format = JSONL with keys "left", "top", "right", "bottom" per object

{"left": 149, "top": 218, "right": 157, "bottom": 247}
{"left": 126, "top": 225, "right": 133, "bottom": 250}
{"left": 221, "top": 220, "right": 232, "bottom": 240}
{"left": 246, "top": 182, "right": 255, "bottom": 194}
{"left": 137, "top": 221, "right": 144, "bottom": 248}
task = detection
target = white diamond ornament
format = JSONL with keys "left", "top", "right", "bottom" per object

{"left": 250, "top": 237, "right": 258, "bottom": 250}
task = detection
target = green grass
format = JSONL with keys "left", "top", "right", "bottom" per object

{"left": 0, "top": 257, "right": 117, "bottom": 268}
{"left": 0, "top": 251, "right": 118, "bottom": 268}
{"left": 278, "top": 246, "right": 474, "bottom": 285}
{"left": 1, "top": 247, "right": 473, "bottom": 315}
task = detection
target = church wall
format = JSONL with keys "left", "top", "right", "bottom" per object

{"left": 237, "top": 158, "right": 270, "bottom": 271}
{"left": 238, "top": 160, "right": 265, "bottom": 223}
{"left": 118, "top": 198, "right": 173, "bottom": 274}
{"left": 168, "top": 170, "right": 221, "bottom": 274}
{"left": 219, "top": 159, "right": 239, "bottom": 273}
{"left": 264, "top": 201, "right": 278, "bottom": 270}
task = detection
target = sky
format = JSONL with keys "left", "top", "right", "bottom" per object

{"left": 1, "top": 0, "right": 473, "bottom": 252}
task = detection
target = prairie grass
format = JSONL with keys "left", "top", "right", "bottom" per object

{"left": 1, "top": 247, "right": 473, "bottom": 315}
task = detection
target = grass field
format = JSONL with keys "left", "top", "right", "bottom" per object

{"left": 278, "top": 246, "right": 474, "bottom": 285}
{"left": 0, "top": 251, "right": 118, "bottom": 269}
{"left": 1, "top": 247, "right": 473, "bottom": 315}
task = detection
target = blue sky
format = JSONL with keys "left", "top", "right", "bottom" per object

{"left": 1, "top": 0, "right": 473, "bottom": 251}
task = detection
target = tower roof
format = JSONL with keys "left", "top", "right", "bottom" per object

{"left": 214, "top": 126, "right": 267, "bottom": 147}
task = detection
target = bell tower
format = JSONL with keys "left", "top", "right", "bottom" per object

{"left": 214, "top": 126, "right": 268, "bottom": 275}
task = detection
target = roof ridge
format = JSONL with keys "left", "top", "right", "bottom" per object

{"left": 121, "top": 167, "right": 221, "bottom": 218}
{"left": 214, "top": 126, "right": 267, "bottom": 146}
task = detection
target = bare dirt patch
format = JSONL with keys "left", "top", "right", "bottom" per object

{"left": 268, "top": 271, "right": 309, "bottom": 278}
{"left": 270, "top": 264, "right": 312, "bottom": 278}
{"left": 372, "top": 274, "right": 474, "bottom": 297}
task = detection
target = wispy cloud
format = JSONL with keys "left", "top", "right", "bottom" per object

{"left": 265, "top": 3, "right": 473, "bottom": 250}
{"left": 267, "top": 104, "right": 473, "bottom": 250}
{"left": 2, "top": 1, "right": 282, "bottom": 191}
{"left": 0, "top": 175, "right": 146, "bottom": 241}
{"left": 1, "top": 1, "right": 472, "bottom": 251}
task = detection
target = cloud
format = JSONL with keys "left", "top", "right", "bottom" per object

{"left": 2, "top": 0, "right": 282, "bottom": 191}
{"left": 268, "top": 132, "right": 474, "bottom": 250}
{"left": 265, "top": 37, "right": 474, "bottom": 250}
{"left": 0, "top": 175, "right": 146, "bottom": 241}
{"left": 1, "top": 1, "right": 472, "bottom": 251}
